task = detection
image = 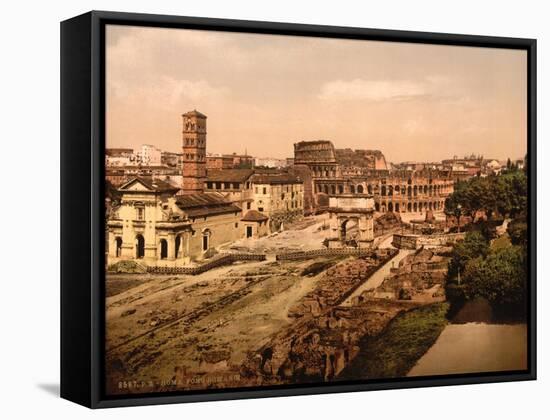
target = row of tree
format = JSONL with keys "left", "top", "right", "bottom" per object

{"left": 445, "top": 167, "right": 528, "bottom": 308}
{"left": 445, "top": 169, "right": 527, "bottom": 220}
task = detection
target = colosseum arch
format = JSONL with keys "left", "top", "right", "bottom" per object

{"left": 357, "top": 185, "right": 364, "bottom": 194}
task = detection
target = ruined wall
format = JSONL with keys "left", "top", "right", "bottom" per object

{"left": 392, "top": 232, "right": 465, "bottom": 249}
{"left": 334, "top": 148, "right": 388, "bottom": 170}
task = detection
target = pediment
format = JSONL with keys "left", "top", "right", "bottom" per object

{"left": 119, "top": 178, "right": 154, "bottom": 192}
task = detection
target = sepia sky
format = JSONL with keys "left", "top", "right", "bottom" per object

{"left": 106, "top": 24, "right": 527, "bottom": 162}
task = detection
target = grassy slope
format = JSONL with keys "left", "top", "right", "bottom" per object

{"left": 339, "top": 302, "right": 450, "bottom": 380}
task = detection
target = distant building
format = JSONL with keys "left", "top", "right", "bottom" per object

{"left": 228, "top": 152, "right": 254, "bottom": 168}
{"left": 206, "top": 154, "right": 234, "bottom": 170}
{"left": 161, "top": 151, "right": 183, "bottom": 169}
{"left": 106, "top": 148, "right": 134, "bottom": 157}
{"left": 251, "top": 172, "right": 304, "bottom": 231}
{"left": 205, "top": 169, "right": 255, "bottom": 213}
{"left": 137, "top": 144, "right": 162, "bottom": 166}
{"left": 515, "top": 159, "right": 525, "bottom": 170}
{"left": 254, "top": 157, "right": 288, "bottom": 168}
{"left": 106, "top": 155, "right": 132, "bottom": 167}
{"left": 484, "top": 159, "right": 502, "bottom": 175}
{"left": 105, "top": 165, "right": 182, "bottom": 187}
{"left": 106, "top": 148, "right": 135, "bottom": 167}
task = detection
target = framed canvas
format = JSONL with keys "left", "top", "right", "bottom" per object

{"left": 60, "top": 11, "right": 536, "bottom": 408}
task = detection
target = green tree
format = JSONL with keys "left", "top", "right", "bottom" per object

{"left": 508, "top": 216, "right": 528, "bottom": 249}
{"left": 445, "top": 170, "right": 527, "bottom": 220}
{"left": 462, "top": 245, "right": 526, "bottom": 305}
{"left": 447, "top": 231, "right": 489, "bottom": 281}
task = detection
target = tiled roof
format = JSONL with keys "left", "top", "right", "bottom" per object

{"left": 241, "top": 210, "right": 269, "bottom": 222}
{"left": 118, "top": 177, "right": 180, "bottom": 193}
{"left": 206, "top": 169, "right": 254, "bottom": 183}
{"left": 175, "top": 192, "right": 241, "bottom": 218}
{"left": 251, "top": 173, "right": 302, "bottom": 185}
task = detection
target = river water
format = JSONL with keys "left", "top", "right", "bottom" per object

{"left": 408, "top": 323, "right": 527, "bottom": 376}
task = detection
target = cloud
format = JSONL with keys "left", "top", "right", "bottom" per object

{"left": 318, "top": 79, "right": 425, "bottom": 101}
{"left": 317, "top": 76, "right": 460, "bottom": 101}
{"left": 108, "top": 76, "right": 228, "bottom": 108}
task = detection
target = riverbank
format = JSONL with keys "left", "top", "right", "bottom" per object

{"left": 338, "top": 302, "right": 449, "bottom": 380}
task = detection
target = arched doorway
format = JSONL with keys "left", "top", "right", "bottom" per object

{"left": 340, "top": 218, "right": 359, "bottom": 244}
{"left": 115, "top": 237, "right": 122, "bottom": 257}
{"left": 388, "top": 202, "right": 393, "bottom": 212}
{"left": 395, "top": 203, "right": 400, "bottom": 212}
{"left": 202, "top": 229, "right": 211, "bottom": 252}
{"left": 135, "top": 234, "right": 145, "bottom": 259}
{"left": 175, "top": 235, "right": 181, "bottom": 258}
{"left": 357, "top": 185, "right": 364, "bottom": 194}
{"left": 159, "top": 239, "right": 168, "bottom": 259}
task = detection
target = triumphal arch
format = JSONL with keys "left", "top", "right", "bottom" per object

{"left": 326, "top": 195, "right": 375, "bottom": 248}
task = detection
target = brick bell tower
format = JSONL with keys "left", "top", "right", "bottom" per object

{"left": 181, "top": 110, "right": 207, "bottom": 194}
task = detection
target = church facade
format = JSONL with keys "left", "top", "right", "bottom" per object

{"left": 106, "top": 110, "right": 256, "bottom": 268}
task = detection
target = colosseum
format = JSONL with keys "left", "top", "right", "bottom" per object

{"left": 292, "top": 140, "right": 454, "bottom": 214}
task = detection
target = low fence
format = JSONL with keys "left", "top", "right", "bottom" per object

{"left": 146, "top": 252, "right": 266, "bottom": 275}
{"left": 275, "top": 247, "right": 389, "bottom": 261}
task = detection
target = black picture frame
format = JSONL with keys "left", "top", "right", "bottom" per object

{"left": 60, "top": 10, "right": 537, "bottom": 409}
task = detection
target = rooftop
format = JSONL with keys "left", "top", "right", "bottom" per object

{"left": 118, "top": 177, "right": 180, "bottom": 193}
{"left": 175, "top": 192, "right": 241, "bottom": 218}
{"left": 182, "top": 109, "right": 207, "bottom": 119}
{"left": 206, "top": 169, "right": 255, "bottom": 183}
{"left": 241, "top": 210, "right": 269, "bottom": 222}
{"left": 251, "top": 173, "right": 302, "bottom": 185}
